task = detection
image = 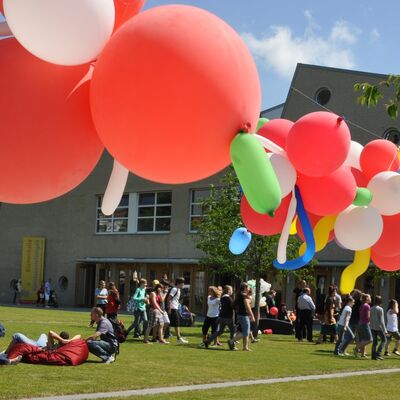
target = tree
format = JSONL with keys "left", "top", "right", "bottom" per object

{"left": 192, "top": 167, "right": 313, "bottom": 334}
{"left": 354, "top": 74, "right": 400, "bottom": 120}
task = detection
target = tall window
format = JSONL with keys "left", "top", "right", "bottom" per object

{"left": 137, "top": 192, "right": 172, "bottom": 232}
{"left": 96, "top": 195, "right": 129, "bottom": 233}
{"left": 189, "top": 189, "right": 210, "bottom": 232}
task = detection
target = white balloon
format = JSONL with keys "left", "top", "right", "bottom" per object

{"left": 102, "top": 160, "right": 129, "bottom": 216}
{"left": 344, "top": 140, "right": 364, "bottom": 170}
{"left": 268, "top": 154, "right": 297, "bottom": 198}
{"left": 4, "top": 0, "right": 115, "bottom": 66}
{"left": 277, "top": 190, "right": 297, "bottom": 263}
{"left": 368, "top": 171, "right": 400, "bottom": 216}
{"left": 334, "top": 205, "right": 383, "bottom": 250}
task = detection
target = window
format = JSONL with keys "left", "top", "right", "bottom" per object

{"left": 384, "top": 128, "right": 400, "bottom": 146}
{"left": 96, "top": 194, "right": 129, "bottom": 233}
{"left": 315, "top": 87, "right": 331, "bottom": 106}
{"left": 137, "top": 192, "right": 172, "bottom": 232}
{"left": 189, "top": 189, "right": 210, "bottom": 232}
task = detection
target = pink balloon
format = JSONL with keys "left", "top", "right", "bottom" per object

{"left": 297, "top": 166, "right": 357, "bottom": 216}
{"left": 257, "top": 118, "right": 293, "bottom": 150}
{"left": 269, "top": 306, "right": 278, "bottom": 316}
{"left": 360, "top": 139, "right": 400, "bottom": 180}
{"left": 241, "top": 194, "right": 291, "bottom": 236}
{"left": 286, "top": 112, "right": 351, "bottom": 177}
{"left": 372, "top": 250, "right": 400, "bottom": 272}
{"left": 372, "top": 214, "right": 400, "bottom": 257}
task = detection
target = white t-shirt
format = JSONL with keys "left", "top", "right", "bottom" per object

{"left": 44, "top": 281, "right": 51, "bottom": 295}
{"left": 207, "top": 296, "right": 221, "bottom": 318}
{"left": 95, "top": 288, "right": 108, "bottom": 305}
{"left": 387, "top": 309, "right": 398, "bottom": 332}
{"left": 169, "top": 287, "right": 181, "bottom": 310}
{"left": 338, "top": 305, "right": 352, "bottom": 326}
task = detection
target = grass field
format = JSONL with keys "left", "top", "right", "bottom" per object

{"left": 0, "top": 305, "right": 399, "bottom": 399}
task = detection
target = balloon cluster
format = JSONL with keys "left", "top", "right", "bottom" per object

{"left": 231, "top": 111, "right": 400, "bottom": 293}
{"left": 0, "top": 3, "right": 260, "bottom": 205}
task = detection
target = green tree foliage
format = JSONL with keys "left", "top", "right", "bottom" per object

{"left": 354, "top": 75, "right": 400, "bottom": 120}
{"left": 192, "top": 167, "right": 314, "bottom": 331}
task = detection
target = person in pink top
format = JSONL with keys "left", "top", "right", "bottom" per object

{"left": 354, "top": 293, "right": 373, "bottom": 357}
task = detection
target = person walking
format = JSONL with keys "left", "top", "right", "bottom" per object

{"left": 354, "top": 293, "right": 373, "bottom": 358}
{"left": 201, "top": 287, "right": 221, "bottom": 346}
{"left": 105, "top": 282, "right": 121, "bottom": 322}
{"left": 384, "top": 299, "right": 400, "bottom": 356}
{"left": 334, "top": 295, "right": 355, "bottom": 356}
{"left": 293, "top": 280, "right": 307, "bottom": 340}
{"left": 370, "top": 295, "right": 388, "bottom": 360}
{"left": 143, "top": 283, "right": 167, "bottom": 344}
{"left": 125, "top": 279, "right": 148, "bottom": 339}
{"left": 297, "top": 287, "right": 315, "bottom": 342}
{"left": 316, "top": 285, "right": 337, "bottom": 344}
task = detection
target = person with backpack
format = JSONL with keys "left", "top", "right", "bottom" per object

{"left": 125, "top": 279, "right": 148, "bottom": 339}
{"left": 106, "top": 282, "right": 121, "bottom": 322}
{"left": 165, "top": 277, "right": 188, "bottom": 344}
{"left": 86, "top": 307, "right": 118, "bottom": 364}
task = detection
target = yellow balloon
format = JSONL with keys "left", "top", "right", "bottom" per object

{"left": 340, "top": 248, "right": 371, "bottom": 294}
{"left": 290, "top": 215, "right": 297, "bottom": 235}
{"left": 299, "top": 215, "right": 336, "bottom": 256}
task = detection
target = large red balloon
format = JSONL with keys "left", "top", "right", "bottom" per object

{"left": 0, "top": 1, "right": 3, "bottom": 15}
{"left": 297, "top": 167, "right": 357, "bottom": 216}
{"left": 241, "top": 194, "right": 291, "bottom": 236}
{"left": 360, "top": 139, "right": 400, "bottom": 180}
{"left": 372, "top": 214, "right": 400, "bottom": 257}
{"left": 257, "top": 119, "right": 293, "bottom": 150}
{"left": 286, "top": 112, "right": 351, "bottom": 177}
{"left": 0, "top": 39, "right": 103, "bottom": 204}
{"left": 113, "top": 0, "right": 146, "bottom": 32}
{"left": 91, "top": 5, "right": 261, "bottom": 184}
{"left": 372, "top": 250, "right": 400, "bottom": 272}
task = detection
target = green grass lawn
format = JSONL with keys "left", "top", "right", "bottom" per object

{"left": 1, "top": 305, "right": 399, "bottom": 399}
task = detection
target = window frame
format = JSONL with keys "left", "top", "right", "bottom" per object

{"left": 95, "top": 194, "right": 130, "bottom": 235}
{"left": 189, "top": 188, "right": 211, "bottom": 233}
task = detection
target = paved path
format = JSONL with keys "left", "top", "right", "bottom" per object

{"left": 23, "top": 368, "right": 400, "bottom": 400}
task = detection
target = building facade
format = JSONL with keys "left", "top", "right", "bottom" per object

{"left": 1, "top": 63, "right": 400, "bottom": 311}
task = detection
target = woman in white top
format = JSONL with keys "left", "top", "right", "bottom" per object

{"left": 201, "top": 286, "right": 221, "bottom": 345}
{"left": 89, "top": 281, "right": 109, "bottom": 327}
{"left": 385, "top": 299, "right": 400, "bottom": 356}
{"left": 334, "top": 295, "right": 355, "bottom": 356}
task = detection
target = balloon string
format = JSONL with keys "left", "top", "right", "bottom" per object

{"left": 387, "top": 151, "right": 398, "bottom": 171}
{"left": 253, "top": 134, "right": 286, "bottom": 156}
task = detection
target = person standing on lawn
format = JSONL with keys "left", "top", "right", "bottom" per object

{"left": 354, "top": 293, "right": 373, "bottom": 358}
{"left": 293, "top": 280, "right": 307, "bottom": 340}
{"left": 384, "top": 299, "right": 400, "bottom": 356}
{"left": 334, "top": 295, "right": 355, "bottom": 356}
{"left": 44, "top": 278, "right": 52, "bottom": 309}
{"left": 165, "top": 277, "right": 188, "bottom": 344}
{"left": 316, "top": 285, "right": 337, "bottom": 344}
{"left": 105, "top": 282, "right": 121, "bottom": 322}
{"left": 297, "top": 287, "right": 315, "bottom": 342}
{"left": 201, "top": 286, "right": 221, "bottom": 346}
{"left": 370, "top": 295, "right": 388, "bottom": 360}
{"left": 125, "top": 278, "right": 148, "bottom": 339}
{"left": 143, "top": 283, "right": 167, "bottom": 344}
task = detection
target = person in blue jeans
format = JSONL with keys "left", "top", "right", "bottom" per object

{"left": 370, "top": 295, "right": 388, "bottom": 360}
{"left": 334, "top": 295, "right": 355, "bottom": 356}
{"left": 125, "top": 279, "right": 148, "bottom": 338}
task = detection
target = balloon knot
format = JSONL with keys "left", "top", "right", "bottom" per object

{"left": 240, "top": 122, "right": 252, "bottom": 133}
{"left": 337, "top": 116, "right": 345, "bottom": 124}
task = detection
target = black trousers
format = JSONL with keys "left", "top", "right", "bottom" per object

{"left": 299, "top": 309, "right": 313, "bottom": 341}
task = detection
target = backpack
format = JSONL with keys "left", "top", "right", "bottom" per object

{"left": 110, "top": 319, "right": 127, "bottom": 344}
{"left": 0, "top": 322, "right": 5, "bottom": 337}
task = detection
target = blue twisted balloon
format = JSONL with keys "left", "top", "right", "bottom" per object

{"left": 273, "top": 186, "right": 315, "bottom": 270}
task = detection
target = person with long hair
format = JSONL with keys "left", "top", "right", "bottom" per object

{"left": 334, "top": 295, "right": 355, "bottom": 356}
{"left": 384, "top": 299, "right": 400, "bottom": 356}
{"left": 201, "top": 286, "right": 221, "bottom": 345}
{"left": 143, "top": 283, "right": 167, "bottom": 344}
{"left": 316, "top": 285, "right": 337, "bottom": 344}
{"left": 105, "top": 282, "right": 121, "bottom": 322}
{"left": 231, "top": 283, "right": 255, "bottom": 351}
{"left": 354, "top": 293, "right": 373, "bottom": 358}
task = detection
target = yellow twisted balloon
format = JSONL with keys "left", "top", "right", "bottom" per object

{"left": 340, "top": 248, "right": 371, "bottom": 294}
{"left": 299, "top": 215, "right": 336, "bottom": 256}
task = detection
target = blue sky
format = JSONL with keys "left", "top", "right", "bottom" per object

{"left": 2, "top": 1, "right": 398, "bottom": 110}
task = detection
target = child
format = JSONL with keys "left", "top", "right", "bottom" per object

{"left": 354, "top": 293, "right": 372, "bottom": 357}
{"left": 334, "top": 295, "right": 355, "bottom": 356}
{"left": 370, "top": 295, "right": 387, "bottom": 360}
{"left": 385, "top": 299, "right": 400, "bottom": 356}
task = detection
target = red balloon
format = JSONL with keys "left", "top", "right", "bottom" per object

{"left": 350, "top": 167, "right": 368, "bottom": 187}
{"left": 371, "top": 250, "right": 400, "bottom": 272}
{"left": 297, "top": 167, "right": 357, "bottom": 216}
{"left": 372, "top": 214, "right": 400, "bottom": 257}
{"left": 241, "top": 194, "right": 291, "bottom": 236}
{"left": 296, "top": 212, "right": 334, "bottom": 242}
{"left": 360, "top": 139, "right": 400, "bottom": 180}
{"left": 91, "top": 5, "right": 260, "bottom": 184}
{"left": 0, "top": 39, "right": 103, "bottom": 204}
{"left": 257, "top": 119, "right": 293, "bottom": 150}
{"left": 113, "top": 0, "right": 146, "bottom": 32}
{"left": 269, "top": 306, "right": 278, "bottom": 316}
{"left": 0, "top": 1, "right": 3, "bottom": 15}
{"left": 286, "top": 112, "right": 351, "bottom": 177}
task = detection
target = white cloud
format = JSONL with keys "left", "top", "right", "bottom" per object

{"left": 241, "top": 12, "right": 360, "bottom": 78}
{"left": 370, "top": 28, "right": 380, "bottom": 42}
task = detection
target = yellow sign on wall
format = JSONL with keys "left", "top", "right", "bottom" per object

{"left": 21, "top": 237, "right": 45, "bottom": 302}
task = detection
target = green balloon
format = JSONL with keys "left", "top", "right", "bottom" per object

{"left": 230, "top": 133, "right": 281, "bottom": 216}
{"left": 256, "top": 117, "right": 269, "bottom": 132}
{"left": 353, "top": 187, "right": 373, "bottom": 206}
